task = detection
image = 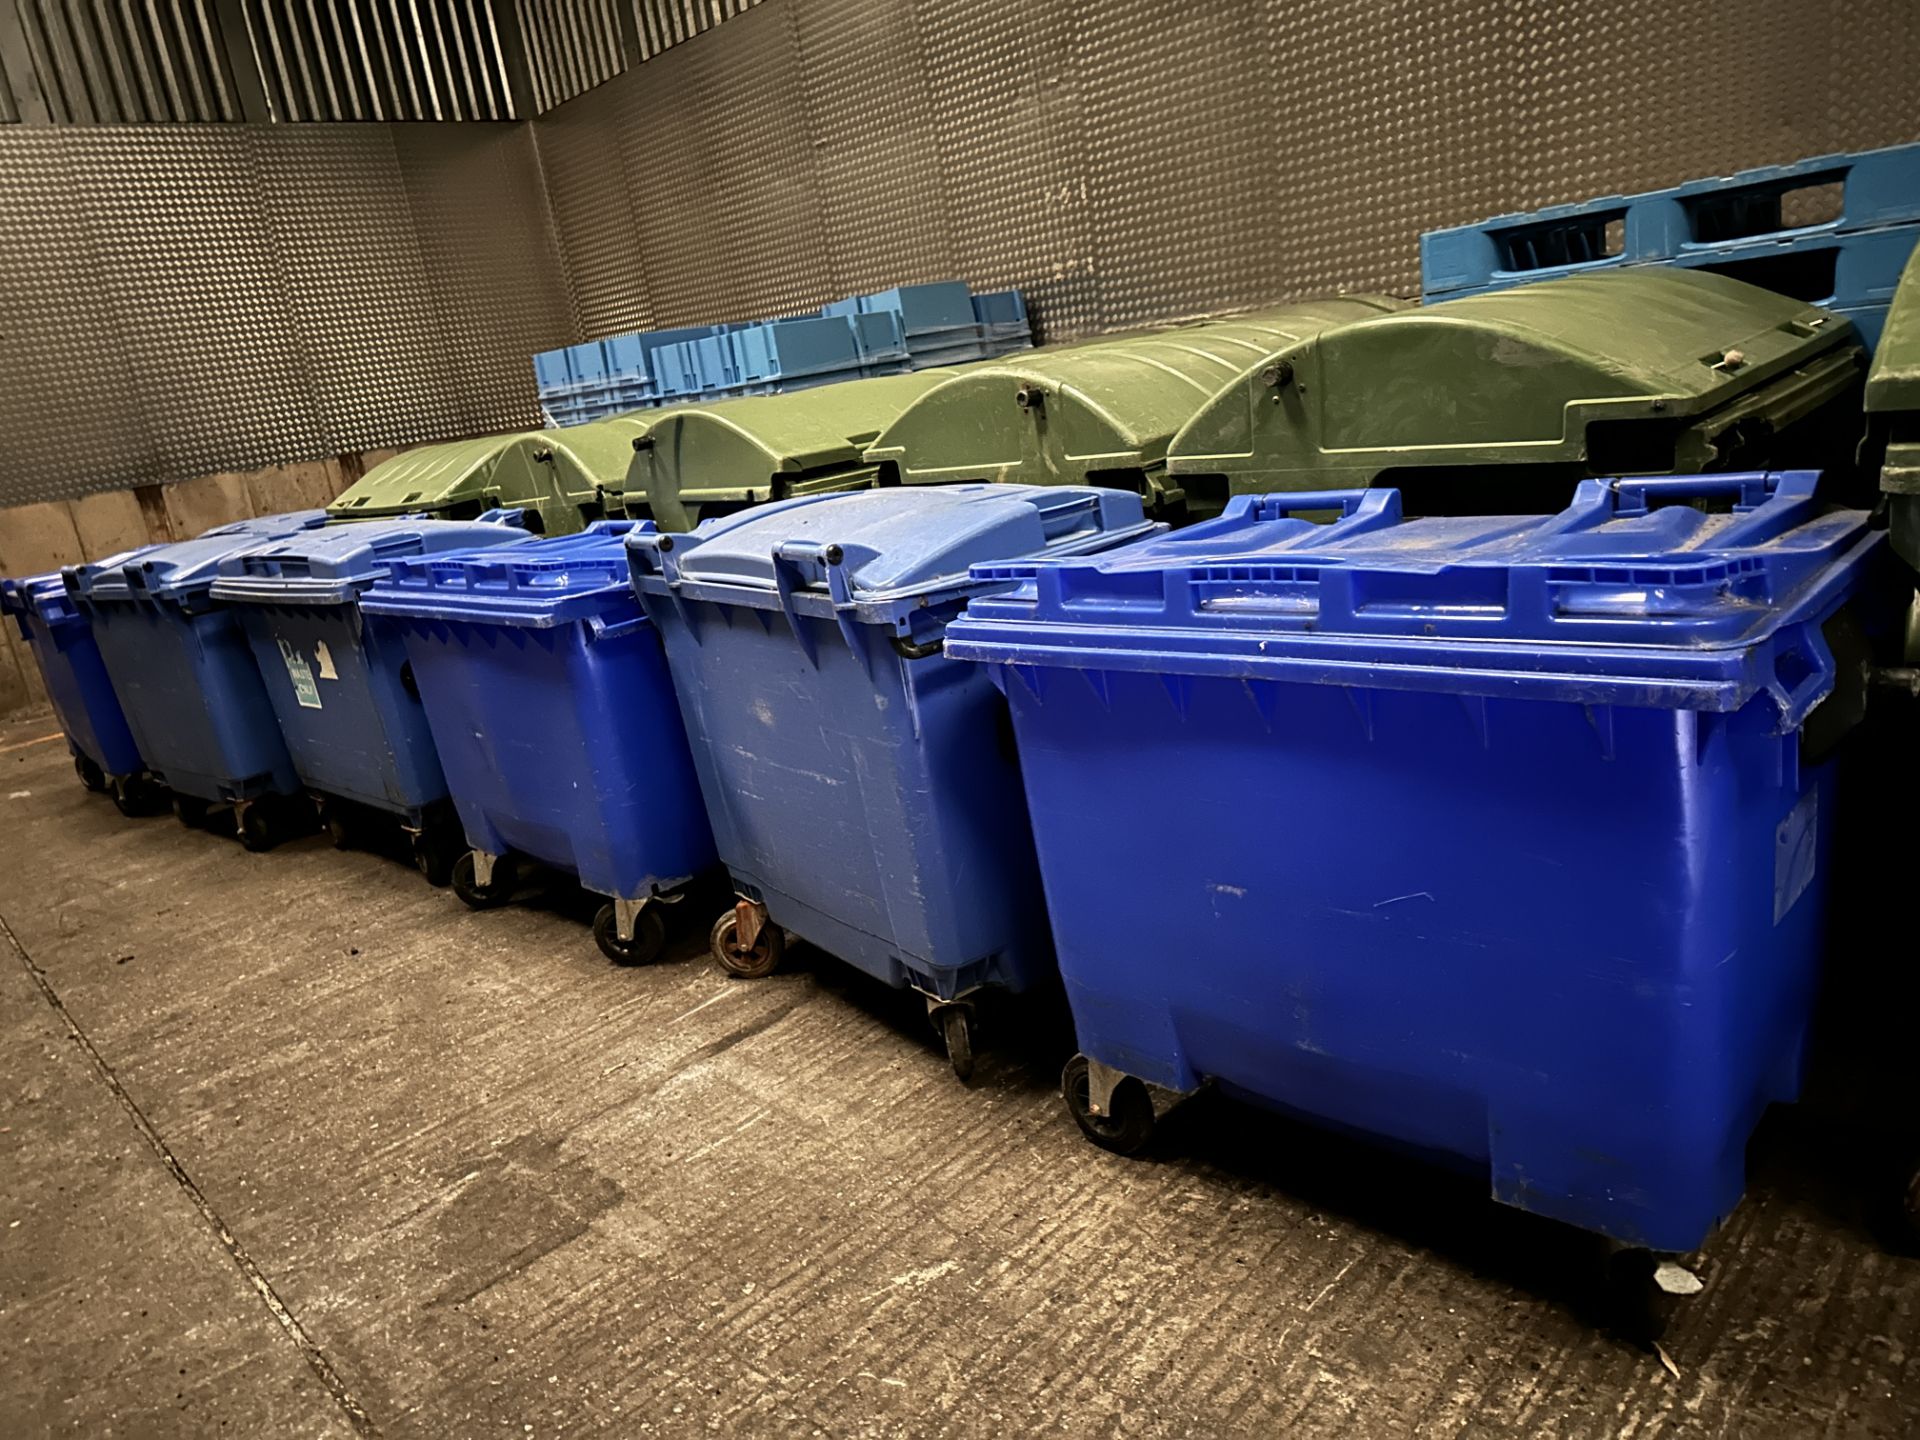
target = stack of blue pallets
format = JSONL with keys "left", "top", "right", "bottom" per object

{"left": 1421, "top": 142, "right": 1920, "bottom": 352}
{"left": 535, "top": 281, "right": 1033, "bottom": 426}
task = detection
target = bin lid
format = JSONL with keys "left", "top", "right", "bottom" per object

{"left": 619, "top": 372, "right": 953, "bottom": 531}
{"left": 627, "top": 483, "right": 1159, "bottom": 629}
{"left": 64, "top": 510, "right": 331, "bottom": 607}
{"left": 944, "top": 471, "right": 1884, "bottom": 722}
{"left": 1, "top": 572, "right": 69, "bottom": 625}
{"left": 327, "top": 429, "right": 632, "bottom": 536}
{"left": 1867, "top": 243, "right": 1920, "bottom": 417}
{"left": 1866, "top": 242, "right": 1920, "bottom": 568}
{"left": 209, "top": 515, "right": 531, "bottom": 607}
{"left": 860, "top": 299, "right": 1403, "bottom": 503}
{"left": 360, "top": 520, "right": 648, "bottom": 629}
{"left": 1166, "top": 269, "right": 1865, "bottom": 502}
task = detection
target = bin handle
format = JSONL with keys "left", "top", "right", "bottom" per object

{"left": 1761, "top": 619, "right": 1837, "bottom": 733}
{"left": 770, "top": 539, "right": 868, "bottom": 672}
{"left": 1243, "top": 488, "right": 1403, "bottom": 533}
{"left": 1613, "top": 472, "right": 1782, "bottom": 516}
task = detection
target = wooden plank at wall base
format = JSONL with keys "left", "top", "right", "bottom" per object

{"left": 241, "top": 459, "right": 354, "bottom": 517}
{"left": 69, "top": 490, "right": 154, "bottom": 561}
{"left": 0, "top": 628, "right": 33, "bottom": 718}
{"left": 162, "top": 473, "right": 255, "bottom": 539}
{"left": 0, "top": 502, "right": 88, "bottom": 578}
{"left": 0, "top": 449, "right": 415, "bottom": 721}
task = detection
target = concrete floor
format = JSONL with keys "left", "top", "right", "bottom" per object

{"left": 1, "top": 710, "right": 1917, "bottom": 1439}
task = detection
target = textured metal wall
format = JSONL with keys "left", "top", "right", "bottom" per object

{"left": 0, "top": 121, "right": 567, "bottom": 506}
{"left": 538, "top": 0, "right": 1920, "bottom": 343}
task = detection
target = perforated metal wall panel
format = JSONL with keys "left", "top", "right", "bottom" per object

{"left": 254, "top": 125, "right": 465, "bottom": 451}
{"left": 75, "top": 126, "right": 321, "bottom": 474}
{"left": 4, "top": 0, "right": 1917, "bottom": 510}
{"left": 390, "top": 121, "right": 573, "bottom": 436}
{"left": 537, "top": 76, "right": 655, "bottom": 338}
{"left": 0, "top": 122, "right": 569, "bottom": 507}
{"left": 0, "top": 129, "right": 153, "bottom": 493}
{"left": 793, "top": 0, "right": 953, "bottom": 294}
{"left": 534, "top": 0, "right": 1920, "bottom": 346}
{"left": 617, "top": 1, "right": 832, "bottom": 326}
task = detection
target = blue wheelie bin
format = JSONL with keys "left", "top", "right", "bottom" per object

{"left": 62, "top": 511, "right": 331, "bottom": 848}
{"left": 359, "top": 521, "right": 718, "bottom": 962}
{"left": 208, "top": 514, "right": 534, "bottom": 881}
{"left": 2, "top": 558, "right": 163, "bottom": 813}
{"left": 944, "top": 472, "right": 1890, "bottom": 1276}
{"left": 626, "top": 484, "right": 1159, "bottom": 1079}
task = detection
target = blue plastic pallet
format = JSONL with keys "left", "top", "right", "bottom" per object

{"left": 1423, "top": 141, "right": 1920, "bottom": 299}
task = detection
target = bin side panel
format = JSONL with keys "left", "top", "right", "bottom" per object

{"left": 397, "top": 614, "right": 714, "bottom": 899}
{"left": 234, "top": 606, "right": 449, "bottom": 818}
{"left": 90, "top": 603, "right": 297, "bottom": 802}
{"left": 27, "top": 613, "right": 143, "bottom": 776}
{"left": 1002, "top": 664, "right": 1832, "bottom": 1252}
{"left": 645, "top": 596, "right": 1052, "bottom": 999}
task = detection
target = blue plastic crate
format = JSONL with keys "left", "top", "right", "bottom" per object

{"left": 850, "top": 310, "right": 909, "bottom": 366}
{"left": 1423, "top": 141, "right": 1920, "bottom": 299}
{"left": 534, "top": 347, "right": 575, "bottom": 394}
{"left": 944, "top": 472, "right": 1893, "bottom": 1251}
{"left": 971, "top": 289, "right": 1030, "bottom": 342}
{"left": 729, "top": 315, "right": 862, "bottom": 384}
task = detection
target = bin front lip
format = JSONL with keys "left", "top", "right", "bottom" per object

{"left": 209, "top": 575, "right": 374, "bottom": 607}
{"left": 359, "top": 578, "right": 639, "bottom": 631}
{"left": 626, "top": 517, "right": 1163, "bottom": 629}
{"left": 944, "top": 529, "right": 1882, "bottom": 716}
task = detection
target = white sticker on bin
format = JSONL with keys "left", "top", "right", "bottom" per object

{"left": 278, "top": 639, "right": 322, "bottom": 710}
{"left": 1773, "top": 788, "right": 1817, "bottom": 925}
{"left": 314, "top": 641, "right": 338, "bottom": 680}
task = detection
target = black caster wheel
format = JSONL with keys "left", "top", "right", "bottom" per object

{"left": 237, "top": 802, "right": 279, "bottom": 853}
{"left": 319, "top": 801, "right": 357, "bottom": 850}
{"left": 110, "top": 777, "right": 160, "bottom": 818}
{"left": 595, "top": 903, "right": 667, "bottom": 966}
{"left": 934, "top": 1005, "right": 976, "bottom": 1084}
{"left": 412, "top": 831, "right": 460, "bottom": 888}
{"left": 1061, "top": 1054, "right": 1156, "bottom": 1156}
{"left": 451, "top": 851, "right": 515, "bottom": 910}
{"left": 710, "top": 908, "right": 783, "bottom": 979}
{"left": 1897, "top": 1154, "right": 1920, "bottom": 1250}
{"left": 171, "top": 794, "right": 210, "bottom": 829}
{"left": 74, "top": 753, "right": 107, "bottom": 793}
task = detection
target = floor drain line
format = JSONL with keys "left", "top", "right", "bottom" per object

{"left": 0, "top": 911, "right": 379, "bottom": 1437}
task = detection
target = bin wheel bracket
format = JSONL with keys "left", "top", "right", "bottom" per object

{"left": 596, "top": 900, "right": 666, "bottom": 966}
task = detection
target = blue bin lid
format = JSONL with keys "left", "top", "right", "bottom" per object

{"left": 9, "top": 535, "right": 174, "bottom": 628}
{"left": 360, "top": 520, "right": 648, "bottom": 629}
{"left": 626, "top": 484, "right": 1159, "bottom": 630}
{"left": 64, "top": 510, "right": 331, "bottom": 608}
{"left": 209, "top": 515, "right": 530, "bottom": 607}
{"left": 944, "top": 472, "right": 1887, "bottom": 725}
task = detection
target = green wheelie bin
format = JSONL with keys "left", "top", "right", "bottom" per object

{"left": 601, "top": 370, "right": 955, "bottom": 531}
{"left": 860, "top": 299, "right": 1404, "bottom": 520}
{"left": 1166, "top": 268, "right": 1869, "bottom": 519}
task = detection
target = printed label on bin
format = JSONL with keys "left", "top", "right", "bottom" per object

{"left": 314, "top": 641, "right": 338, "bottom": 680}
{"left": 279, "top": 640, "right": 322, "bottom": 710}
{"left": 1773, "top": 788, "right": 1818, "bottom": 925}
